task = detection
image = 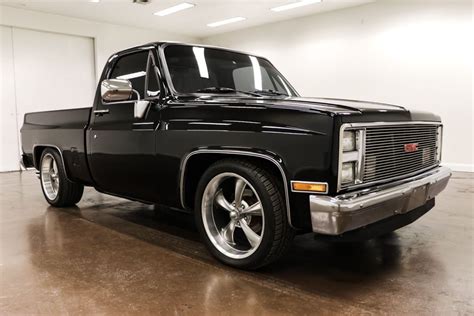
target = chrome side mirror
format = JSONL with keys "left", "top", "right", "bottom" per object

{"left": 134, "top": 100, "right": 150, "bottom": 119}
{"left": 101, "top": 79, "right": 133, "bottom": 102}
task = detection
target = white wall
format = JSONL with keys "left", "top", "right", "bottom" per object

{"left": 0, "top": 26, "right": 97, "bottom": 172}
{"left": 203, "top": 1, "right": 473, "bottom": 172}
{"left": 1, "top": 6, "right": 196, "bottom": 80}
{"left": 0, "top": 6, "right": 197, "bottom": 171}
{"left": 0, "top": 26, "right": 19, "bottom": 171}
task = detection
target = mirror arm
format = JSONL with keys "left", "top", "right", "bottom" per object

{"left": 134, "top": 100, "right": 150, "bottom": 119}
{"left": 132, "top": 89, "right": 141, "bottom": 101}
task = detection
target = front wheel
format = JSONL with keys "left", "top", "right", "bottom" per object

{"left": 195, "top": 159, "right": 294, "bottom": 269}
{"left": 39, "top": 148, "right": 84, "bottom": 207}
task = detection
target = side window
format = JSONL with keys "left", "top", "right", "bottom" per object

{"left": 109, "top": 51, "right": 148, "bottom": 100}
{"left": 146, "top": 54, "right": 160, "bottom": 98}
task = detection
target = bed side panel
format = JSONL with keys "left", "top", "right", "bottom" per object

{"left": 21, "top": 107, "right": 92, "bottom": 185}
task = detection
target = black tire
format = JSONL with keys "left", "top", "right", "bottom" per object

{"left": 195, "top": 158, "right": 294, "bottom": 269}
{"left": 39, "top": 148, "right": 84, "bottom": 207}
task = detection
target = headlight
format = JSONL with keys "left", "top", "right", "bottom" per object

{"left": 338, "top": 127, "right": 365, "bottom": 190}
{"left": 342, "top": 131, "right": 357, "bottom": 152}
{"left": 341, "top": 162, "right": 355, "bottom": 184}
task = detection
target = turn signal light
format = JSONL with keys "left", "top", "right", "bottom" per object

{"left": 292, "top": 181, "right": 328, "bottom": 193}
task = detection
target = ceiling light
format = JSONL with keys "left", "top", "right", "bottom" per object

{"left": 207, "top": 17, "right": 246, "bottom": 28}
{"left": 154, "top": 3, "right": 195, "bottom": 16}
{"left": 89, "top": 0, "right": 100, "bottom": 3}
{"left": 271, "top": 0, "right": 322, "bottom": 12}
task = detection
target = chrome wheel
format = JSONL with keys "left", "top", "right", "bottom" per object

{"left": 201, "top": 172, "right": 264, "bottom": 259}
{"left": 41, "top": 153, "right": 60, "bottom": 200}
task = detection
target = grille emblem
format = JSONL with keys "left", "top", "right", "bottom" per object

{"left": 404, "top": 143, "right": 419, "bottom": 153}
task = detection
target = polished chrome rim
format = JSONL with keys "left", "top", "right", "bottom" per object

{"left": 41, "top": 153, "right": 60, "bottom": 200}
{"left": 202, "top": 172, "right": 264, "bottom": 259}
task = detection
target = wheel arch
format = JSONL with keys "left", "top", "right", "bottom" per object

{"left": 180, "top": 149, "right": 295, "bottom": 229}
{"left": 33, "top": 144, "right": 71, "bottom": 182}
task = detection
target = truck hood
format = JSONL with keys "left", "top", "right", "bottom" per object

{"left": 187, "top": 95, "right": 407, "bottom": 115}
{"left": 292, "top": 97, "right": 407, "bottom": 113}
{"left": 180, "top": 95, "right": 440, "bottom": 122}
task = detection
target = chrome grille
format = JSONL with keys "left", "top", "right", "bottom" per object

{"left": 363, "top": 124, "right": 440, "bottom": 184}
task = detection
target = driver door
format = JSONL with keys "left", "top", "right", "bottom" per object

{"left": 88, "top": 49, "right": 162, "bottom": 201}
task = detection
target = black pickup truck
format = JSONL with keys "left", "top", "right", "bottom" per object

{"left": 20, "top": 42, "right": 451, "bottom": 269}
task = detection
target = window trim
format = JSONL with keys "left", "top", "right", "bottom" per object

{"left": 144, "top": 51, "right": 162, "bottom": 101}
{"left": 103, "top": 49, "right": 162, "bottom": 105}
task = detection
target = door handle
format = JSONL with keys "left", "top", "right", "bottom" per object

{"left": 94, "top": 109, "right": 110, "bottom": 116}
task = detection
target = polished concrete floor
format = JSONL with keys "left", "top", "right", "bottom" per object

{"left": 0, "top": 171, "right": 472, "bottom": 315}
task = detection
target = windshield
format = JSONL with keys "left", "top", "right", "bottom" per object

{"left": 163, "top": 45, "right": 298, "bottom": 97}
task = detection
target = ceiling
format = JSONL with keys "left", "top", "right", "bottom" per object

{"left": 1, "top": 0, "right": 372, "bottom": 38}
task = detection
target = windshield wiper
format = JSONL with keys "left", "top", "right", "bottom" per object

{"left": 252, "top": 89, "right": 288, "bottom": 96}
{"left": 195, "top": 87, "right": 261, "bottom": 97}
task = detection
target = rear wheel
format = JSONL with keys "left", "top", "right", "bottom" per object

{"left": 195, "top": 159, "right": 294, "bottom": 269}
{"left": 40, "top": 148, "right": 84, "bottom": 207}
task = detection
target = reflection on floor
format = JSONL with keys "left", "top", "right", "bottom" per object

{"left": 0, "top": 171, "right": 472, "bottom": 314}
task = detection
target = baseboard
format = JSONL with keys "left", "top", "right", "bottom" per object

{"left": 0, "top": 169, "right": 21, "bottom": 173}
{"left": 442, "top": 163, "right": 474, "bottom": 173}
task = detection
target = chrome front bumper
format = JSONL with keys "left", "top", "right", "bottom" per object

{"left": 310, "top": 166, "right": 452, "bottom": 235}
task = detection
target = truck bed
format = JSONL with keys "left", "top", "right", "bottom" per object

{"left": 21, "top": 107, "right": 93, "bottom": 185}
